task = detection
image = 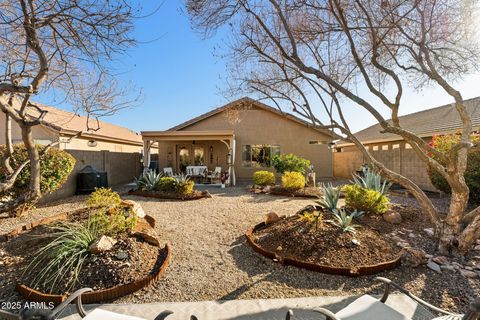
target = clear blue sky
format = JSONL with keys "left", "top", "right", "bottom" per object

{"left": 38, "top": 0, "right": 480, "bottom": 134}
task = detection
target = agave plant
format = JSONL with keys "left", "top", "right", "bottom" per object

{"left": 328, "top": 208, "right": 359, "bottom": 234}
{"left": 316, "top": 183, "right": 340, "bottom": 212}
{"left": 135, "top": 170, "right": 163, "bottom": 191}
{"left": 173, "top": 173, "right": 191, "bottom": 184}
{"left": 352, "top": 166, "right": 392, "bottom": 195}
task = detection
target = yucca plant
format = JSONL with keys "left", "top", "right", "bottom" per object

{"left": 352, "top": 167, "right": 392, "bottom": 195}
{"left": 135, "top": 170, "right": 163, "bottom": 191}
{"left": 328, "top": 208, "right": 359, "bottom": 234}
{"left": 25, "top": 222, "right": 99, "bottom": 293}
{"left": 316, "top": 183, "right": 340, "bottom": 212}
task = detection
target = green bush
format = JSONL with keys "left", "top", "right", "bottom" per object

{"left": 281, "top": 171, "right": 305, "bottom": 190}
{"left": 272, "top": 153, "right": 310, "bottom": 174}
{"left": 428, "top": 133, "right": 480, "bottom": 204}
{"left": 343, "top": 184, "right": 389, "bottom": 215}
{"left": 85, "top": 188, "right": 122, "bottom": 208}
{"left": 158, "top": 176, "right": 177, "bottom": 192}
{"left": 88, "top": 205, "right": 137, "bottom": 237}
{"left": 176, "top": 180, "right": 194, "bottom": 195}
{"left": 0, "top": 144, "right": 75, "bottom": 199}
{"left": 253, "top": 170, "right": 276, "bottom": 186}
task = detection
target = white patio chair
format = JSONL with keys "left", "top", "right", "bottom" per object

{"left": 312, "top": 277, "right": 479, "bottom": 320}
{"left": 206, "top": 166, "right": 222, "bottom": 184}
{"left": 163, "top": 167, "right": 174, "bottom": 177}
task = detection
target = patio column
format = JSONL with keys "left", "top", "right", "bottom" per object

{"left": 230, "top": 137, "right": 236, "bottom": 186}
{"left": 143, "top": 139, "right": 151, "bottom": 173}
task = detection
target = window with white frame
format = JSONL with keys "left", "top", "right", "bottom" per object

{"left": 242, "top": 144, "right": 280, "bottom": 167}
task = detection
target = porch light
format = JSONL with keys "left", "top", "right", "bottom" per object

{"left": 328, "top": 141, "right": 337, "bottom": 149}
{"left": 87, "top": 140, "right": 97, "bottom": 147}
{"left": 227, "top": 153, "right": 233, "bottom": 165}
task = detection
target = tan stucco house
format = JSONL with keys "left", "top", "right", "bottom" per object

{"left": 335, "top": 97, "right": 480, "bottom": 191}
{"left": 0, "top": 102, "right": 143, "bottom": 152}
{"left": 142, "top": 97, "right": 336, "bottom": 185}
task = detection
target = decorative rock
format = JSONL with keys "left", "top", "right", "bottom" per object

{"left": 276, "top": 246, "right": 283, "bottom": 251}
{"left": 133, "top": 229, "right": 160, "bottom": 246}
{"left": 383, "top": 211, "right": 402, "bottom": 224}
{"left": 460, "top": 269, "right": 478, "bottom": 278}
{"left": 121, "top": 200, "right": 145, "bottom": 218}
{"left": 408, "top": 233, "right": 416, "bottom": 238}
{"left": 423, "top": 228, "right": 434, "bottom": 236}
{"left": 396, "top": 241, "right": 410, "bottom": 248}
{"left": 352, "top": 239, "right": 360, "bottom": 246}
{"left": 440, "top": 264, "right": 456, "bottom": 272}
{"left": 116, "top": 251, "right": 129, "bottom": 260}
{"left": 427, "top": 259, "right": 442, "bottom": 274}
{"left": 425, "top": 254, "right": 433, "bottom": 259}
{"left": 474, "top": 245, "right": 480, "bottom": 251}
{"left": 401, "top": 247, "right": 426, "bottom": 267}
{"left": 89, "top": 235, "right": 117, "bottom": 254}
{"left": 265, "top": 212, "right": 281, "bottom": 225}
{"left": 433, "top": 256, "right": 449, "bottom": 265}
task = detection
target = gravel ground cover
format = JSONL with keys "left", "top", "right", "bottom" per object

{"left": 0, "top": 185, "right": 478, "bottom": 314}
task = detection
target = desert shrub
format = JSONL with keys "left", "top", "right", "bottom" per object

{"left": 298, "top": 210, "right": 324, "bottom": 231}
{"left": 281, "top": 171, "right": 305, "bottom": 190}
{"left": 343, "top": 184, "right": 389, "bottom": 214}
{"left": 253, "top": 170, "right": 275, "bottom": 186}
{"left": 158, "top": 176, "right": 177, "bottom": 192}
{"left": 316, "top": 183, "right": 340, "bottom": 212}
{"left": 271, "top": 153, "right": 310, "bottom": 174}
{"left": 25, "top": 222, "right": 98, "bottom": 293}
{"left": 352, "top": 167, "right": 392, "bottom": 195}
{"left": 328, "top": 208, "right": 359, "bottom": 234}
{"left": 174, "top": 173, "right": 195, "bottom": 195}
{"left": 0, "top": 144, "right": 75, "bottom": 199}
{"left": 428, "top": 133, "right": 480, "bottom": 204}
{"left": 88, "top": 205, "right": 137, "bottom": 237}
{"left": 135, "top": 170, "right": 162, "bottom": 191}
{"left": 85, "top": 188, "right": 121, "bottom": 208}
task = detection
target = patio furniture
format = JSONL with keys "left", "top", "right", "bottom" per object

{"left": 163, "top": 167, "right": 174, "bottom": 177}
{"left": 312, "top": 277, "right": 480, "bottom": 320}
{"left": 186, "top": 166, "right": 208, "bottom": 183}
{"left": 206, "top": 166, "right": 222, "bottom": 184}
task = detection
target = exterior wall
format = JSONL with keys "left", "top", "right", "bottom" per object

{"left": 59, "top": 136, "right": 142, "bottom": 153}
{"left": 176, "top": 106, "right": 334, "bottom": 179}
{"left": 0, "top": 111, "right": 58, "bottom": 145}
{"left": 333, "top": 140, "right": 437, "bottom": 191}
{"left": 41, "top": 149, "right": 142, "bottom": 203}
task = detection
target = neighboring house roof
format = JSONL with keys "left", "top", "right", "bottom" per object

{"left": 339, "top": 96, "right": 480, "bottom": 146}
{"left": 168, "top": 97, "right": 340, "bottom": 139}
{"left": 25, "top": 102, "right": 142, "bottom": 146}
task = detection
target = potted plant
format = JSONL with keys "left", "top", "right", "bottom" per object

{"left": 220, "top": 171, "right": 229, "bottom": 188}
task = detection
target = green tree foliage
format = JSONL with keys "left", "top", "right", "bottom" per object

{"left": 272, "top": 153, "right": 310, "bottom": 174}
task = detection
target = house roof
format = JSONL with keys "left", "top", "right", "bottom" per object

{"left": 25, "top": 102, "right": 142, "bottom": 146}
{"left": 339, "top": 96, "right": 480, "bottom": 146}
{"left": 168, "top": 97, "right": 340, "bottom": 139}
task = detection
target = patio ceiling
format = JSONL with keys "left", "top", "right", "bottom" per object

{"left": 141, "top": 130, "right": 234, "bottom": 141}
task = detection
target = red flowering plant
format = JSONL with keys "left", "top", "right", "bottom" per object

{"left": 428, "top": 131, "right": 480, "bottom": 204}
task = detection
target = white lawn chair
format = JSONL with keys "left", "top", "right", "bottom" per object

{"left": 163, "top": 167, "right": 174, "bottom": 177}
{"left": 206, "top": 166, "right": 222, "bottom": 184}
{"left": 312, "top": 277, "right": 479, "bottom": 320}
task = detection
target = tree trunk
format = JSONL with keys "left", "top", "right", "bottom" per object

{"left": 20, "top": 124, "right": 41, "bottom": 201}
{"left": 4, "top": 113, "right": 14, "bottom": 174}
{"left": 438, "top": 173, "right": 470, "bottom": 254}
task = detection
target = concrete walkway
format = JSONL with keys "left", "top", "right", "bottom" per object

{"left": 59, "top": 295, "right": 433, "bottom": 320}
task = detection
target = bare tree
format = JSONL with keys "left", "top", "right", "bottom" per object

{"left": 0, "top": 0, "right": 140, "bottom": 214}
{"left": 187, "top": 0, "right": 480, "bottom": 255}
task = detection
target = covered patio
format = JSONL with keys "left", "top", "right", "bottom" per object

{"left": 141, "top": 130, "right": 236, "bottom": 186}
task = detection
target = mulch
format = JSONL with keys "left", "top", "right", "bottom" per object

{"left": 261, "top": 186, "right": 323, "bottom": 198}
{"left": 251, "top": 213, "right": 400, "bottom": 270}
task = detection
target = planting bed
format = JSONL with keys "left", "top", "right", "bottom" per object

{"left": 269, "top": 186, "right": 323, "bottom": 198}
{"left": 128, "top": 189, "right": 211, "bottom": 201}
{"left": 0, "top": 208, "right": 170, "bottom": 304}
{"left": 246, "top": 209, "right": 402, "bottom": 276}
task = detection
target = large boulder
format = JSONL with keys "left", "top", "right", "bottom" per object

{"left": 89, "top": 235, "right": 117, "bottom": 254}
{"left": 401, "top": 247, "right": 427, "bottom": 267}
{"left": 121, "top": 200, "right": 146, "bottom": 218}
{"left": 383, "top": 210, "right": 402, "bottom": 224}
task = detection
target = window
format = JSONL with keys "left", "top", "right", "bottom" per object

{"left": 242, "top": 144, "right": 280, "bottom": 167}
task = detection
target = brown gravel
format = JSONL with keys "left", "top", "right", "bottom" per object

{"left": 0, "top": 185, "right": 479, "bottom": 314}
